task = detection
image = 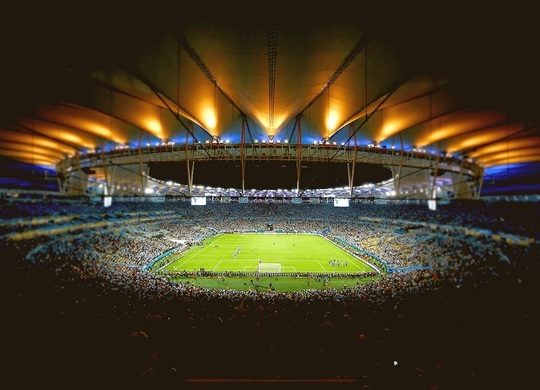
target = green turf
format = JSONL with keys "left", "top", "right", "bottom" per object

{"left": 167, "top": 273, "right": 382, "bottom": 292}
{"left": 161, "top": 233, "right": 375, "bottom": 275}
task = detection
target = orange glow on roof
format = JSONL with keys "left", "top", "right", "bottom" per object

{"left": 0, "top": 143, "right": 63, "bottom": 159}
{"left": 379, "top": 119, "right": 402, "bottom": 141}
{"left": 470, "top": 138, "right": 540, "bottom": 158}
{"left": 0, "top": 149, "right": 57, "bottom": 164}
{"left": 477, "top": 148, "right": 540, "bottom": 166}
{"left": 482, "top": 154, "right": 540, "bottom": 167}
{"left": 202, "top": 108, "right": 217, "bottom": 131}
{"left": 326, "top": 109, "right": 340, "bottom": 134}
{"left": 145, "top": 119, "right": 163, "bottom": 138}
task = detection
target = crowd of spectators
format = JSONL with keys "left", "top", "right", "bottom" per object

{"left": 0, "top": 198, "right": 537, "bottom": 389}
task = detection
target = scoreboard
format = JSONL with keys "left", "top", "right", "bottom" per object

{"left": 333, "top": 198, "right": 350, "bottom": 207}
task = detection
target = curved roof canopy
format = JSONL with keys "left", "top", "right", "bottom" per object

{"left": 1, "top": 3, "right": 539, "bottom": 192}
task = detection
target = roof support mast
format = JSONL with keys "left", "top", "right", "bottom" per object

{"left": 348, "top": 124, "right": 357, "bottom": 197}
{"left": 296, "top": 116, "right": 302, "bottom": 195}
{"left": 185, "top": 122, "right": 194, "bottom": 196}
{"left": 241, "top": 116, "right": 246, "bottom": 195}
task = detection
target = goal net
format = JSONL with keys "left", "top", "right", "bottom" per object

{"left": 257, "top": 262, "right": 282, "bottom": 273}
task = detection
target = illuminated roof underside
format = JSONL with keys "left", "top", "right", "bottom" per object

{"left": 1, "top": 4, "right": 539, "bottom": 195}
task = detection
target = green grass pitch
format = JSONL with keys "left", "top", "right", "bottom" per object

{"left": 162, "top": 233, "right": 376, "bottom": 275}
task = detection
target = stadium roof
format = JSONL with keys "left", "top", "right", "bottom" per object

{"left": 1, "top": 2, "right": 539, "bottom": 194}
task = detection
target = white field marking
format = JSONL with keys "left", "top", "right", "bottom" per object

{"left": 257, "top": 258, "right": 287, "bottom": 263}
{"left": 212, "top": 259, "right": 224, "bottom": 271}
{"left": 174, "top": 241, "right": 215, "bottom": 269}
{"left": 316, "top": 260, "right": 327, "bottom": 272}
{"left": 324, "top": 240, "right": 365, "bottom": 270}
{"left": 229, "top": 257, "right": 287, "bottom": 264}
{"left": 214, "top": 244, "right": 244, "bottom": 248}
{"left": 210, "top": 235, "right": 228, "bottom": 245}
{"left": 282, "top": 267, "right": 297, "bottom": 272}
{"left": 175, "top": 257, "right": 193, "bottom": 269}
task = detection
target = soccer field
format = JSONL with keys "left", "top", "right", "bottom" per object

{"left": 162, "top": 233, "right": 376, "bottom": 274}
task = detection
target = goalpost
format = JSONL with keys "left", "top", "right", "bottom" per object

{"left": 257, "top": 262, "right": 282, "bottom": 273}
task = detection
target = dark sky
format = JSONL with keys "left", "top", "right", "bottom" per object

{"left": 149, "top": 161, "right": 393, "bottom": 191}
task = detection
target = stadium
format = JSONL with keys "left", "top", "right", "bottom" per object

{"left": 1, "top": 4, "right": 538, "bottom": 389}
